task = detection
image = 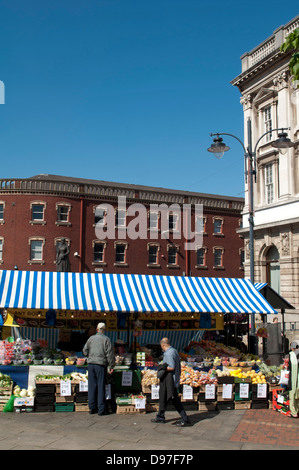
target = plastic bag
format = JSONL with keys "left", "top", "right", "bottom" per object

{"left": 279, "top": 370, "right": 290, "bottom": 386}
{"left": 2, "top": 395, "right": 16, "bottom": 413}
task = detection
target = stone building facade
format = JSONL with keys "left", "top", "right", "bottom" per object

{"left": 231, "top": 15, "right": 299, "bottom": 336}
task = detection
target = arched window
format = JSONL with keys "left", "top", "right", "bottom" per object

{"left": 265, "top": 245, "right": 280, "bottom": 294}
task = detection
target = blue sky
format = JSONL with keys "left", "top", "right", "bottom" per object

{"left": 0, "top": 1, "right": 298, "bottom": 198}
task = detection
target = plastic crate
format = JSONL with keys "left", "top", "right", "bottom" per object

{"left": 55, "top": 403, "right": 75, "bottom": 412}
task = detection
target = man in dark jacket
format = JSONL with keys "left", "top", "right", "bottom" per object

{"left": 83, "top": 322, "right": 115, "bottom": 415}
{"left": 151, "top": 338, "right": 190, "bottom": 426}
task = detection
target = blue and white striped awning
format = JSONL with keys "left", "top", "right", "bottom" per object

{"left": 254, "top": 282, "right": 267, "bottom": 291}
{"left": 0, "top": 270, "right": 276, "bottom": 314}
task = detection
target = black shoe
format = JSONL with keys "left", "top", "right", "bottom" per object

{"left": 151, "top": 417, "right": 165, "bottom": 424}
{"left": 89, "top": 409, "right": 98, "bottom": 414}
{"left": 176, "top": 420, "right": 191, "bottom": 427}
{"left": 98, "top": 410, "right": 110, "bottom": 416}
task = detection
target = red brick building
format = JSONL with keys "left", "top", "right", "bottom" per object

{"left": 0, "top": 174, "right": 244, "bottom": 277}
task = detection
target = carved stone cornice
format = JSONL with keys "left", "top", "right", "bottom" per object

{"left": 273, "top": 71, "right": 288, "bottom": 91}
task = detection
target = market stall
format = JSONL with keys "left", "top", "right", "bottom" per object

{"left": 0, "top": 269, "right": 278, "bottom": 413}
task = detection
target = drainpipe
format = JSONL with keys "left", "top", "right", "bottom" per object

{"left": 79, "top": 196, "right": 84, "bottom": 272}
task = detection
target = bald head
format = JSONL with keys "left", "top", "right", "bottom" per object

{"left": 160, "top": 337, "right": 170, "bottom": 351}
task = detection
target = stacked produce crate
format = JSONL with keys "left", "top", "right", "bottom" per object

{"left": 0, "top": 382, "right": 13, "bottom": 412}
{"left": 35, "top": 382, "right": 56, "bottom": 412}
{"left": 216, "top": 376, "right": 235, "bottom": 411}
{"left": 74, "top": 383, "right": 89, "bottom": 412}
{"left": 272, "top": 388, "right": 291, "bottom": 416}
{"left": 55, "top": 381, "right": 76, "bottom": 412}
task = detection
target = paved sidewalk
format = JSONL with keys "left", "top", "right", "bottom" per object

{"left": 0, "top": 407, "right": 298, "bottom": 451}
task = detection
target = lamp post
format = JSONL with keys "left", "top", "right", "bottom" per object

{"left": 207, "top": 118, "right": 294, "bottom": 342}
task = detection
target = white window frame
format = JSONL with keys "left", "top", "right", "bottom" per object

{"left": 147, "top": 243, "right": 160, "bottom": 267}
{"left": 264, "top": 105, "right": 272, "bottom": 142}
{"left": 56, "top": 203, "right": 71, "bottom": 225}
{"left": 196, "top": 246, "right": 207, "bottom": 269}
{"left": 114, "top": 241, "right": 128, "bottom": 266}
{"left": 115, "top": 209, "right": 126, "bottom": 228}
{"left": 30, "top": 201, "right": 46, "bottom": 225}
{"left": 265, "top": 163, "right": 274, "bottom": 204}
{"left": 29, "top": 237, "right": 45, "bottom": 264}
{"left": 92, "top": 241, "right": 107, "bottom": 264}
{"left": 167, "top": 244, "right": 179, "bottom": 268}
{"left": 213, "top": 246, "right": 224, "bottom": 269}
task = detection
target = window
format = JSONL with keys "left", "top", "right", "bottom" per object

{"left": 213, "top": 247, "right": 224, "bottom": 268}
{"left": 213, "top": 218, "right": 223, "bottom": 234}
{"left": 95, "top": 208, "right": 106, "bottom": 226}
{"left": 196, "top": 216, "right": 206, "bottom": 234}
{"left": 167, "top": 245, "right": 179, "bottom": 266}
{"left": 116, "top": 210, "right": 126, "bottom": 228}
{"left": 265, "top": 164, "right": 274, "bottom": 204}
{"left": 114, "top": 242, "right": 128, "bottom": 265}
{"left": 264, "top": 106, "right": 272, "bottom": 142}
{"left": 94, "top": 242, "right": 105, "bottom": 263}
{"left": 148, "top": 244, "right": 159, "bottom": 265}
{"left": 30, "top": 240, "right": 43, "bottom": 261}
{"left": 240, "top": 248, "right": 245, "bottom": 269}
{"left": 56, "top": 204, "right": 71, "bottom": 224}
{"left": 168, "top": 213, "right": 178, "bottom": 231}
{"left": 149, "top": 212, "right": 159, "bottom": 231}
{"left": 196, "top": 247, "right": 206, "bottom": 267}
{"left": 0, "top": 203, "right": 4, "bottom": 220}
{"left": 31, "top": 204, "right": 44, "bottom": 221}
{"left": 0, "top": 239, "right": 3, "bottom": 261}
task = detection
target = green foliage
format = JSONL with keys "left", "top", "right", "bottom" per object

{"left": 280, "top": 28, "right": 299, "bottom": 86}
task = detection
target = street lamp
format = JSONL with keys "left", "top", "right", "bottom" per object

{"left": 207, "top": 119, "right": 294, "bottom": 340}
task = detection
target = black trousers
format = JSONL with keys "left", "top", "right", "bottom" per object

{"left": 88, "top": 363, "right": 107, "bottom": 414}
{"left": 157, "top": 388, "right": 188, "bottom": 422}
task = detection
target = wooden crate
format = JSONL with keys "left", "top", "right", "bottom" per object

{"left": 55, "top": 394, "right": 75, "bottom": 403}
{"left": 198, "top": 401, "right": 217, "bottom": 411}
{"left": 234, "top": 401, "right": 251, "bottom": 410}
{"left": 0, "top": 384, "right": 13, "bottom": 411}
{"left": 146, "top": 403, "right": 159, "bottom": 413}
{"left": 75, "top": 403, "right": 89, "bottom": 412}
{"left": 116, "top": 404, "right": 146, "bottom": 414}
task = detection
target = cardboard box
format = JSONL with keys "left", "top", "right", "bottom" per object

{"left": 14, "top": 397, "right": 35, "bottom": 407}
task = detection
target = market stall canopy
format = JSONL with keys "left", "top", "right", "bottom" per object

{"left": 254, "top": 283, "right": 295, "bottom": 311}
{"left": 0, "top": 270, "right": 277, "bottom": 315}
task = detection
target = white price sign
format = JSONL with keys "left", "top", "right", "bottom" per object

{"left": 135, "top": 398, "right": 146, "bottom": 409}
{"left": 205, "top": 384, "right": 215, "bottom": 400}
{"left": 239, "top": 383, "right": 249, "bottom": 399}
{"left": 79, "top": 380, "right": 88, "bottom": 392}
{"left": 151, "top": 385, "right": 160, "bottom": 400}
{"left": 257, "top": 383, "right": 267, "bottom": 399}
{"left": 121, "top": 370, "right": 133, "bottom": 387}
{"left": 60, "top": 380, "right": 72, "bottom": 396}
{"left": 183, "top": 385, "right": 193, "bottom": 400}
{"left": 222, "top": 384, "right": 233, "bottom": 399}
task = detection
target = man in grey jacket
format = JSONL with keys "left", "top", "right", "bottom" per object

{"left": 83, "top": 322, "right": 115, "bottom": 415}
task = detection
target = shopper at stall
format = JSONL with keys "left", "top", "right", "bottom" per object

{"left": 288, "top": 341, "right": 299, "bottom": 418}
{"left": 151, "top": 337, "right": 191, "bottom": 427}
{"left": 83, "top": 322, "right": 115, "bottom": 415}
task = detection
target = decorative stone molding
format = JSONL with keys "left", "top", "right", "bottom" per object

{"left": 273, "top": 71, "right": 288, "bottom": 90}
{"left": 240, "top": 93, "right": 252, "bottom": 111}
